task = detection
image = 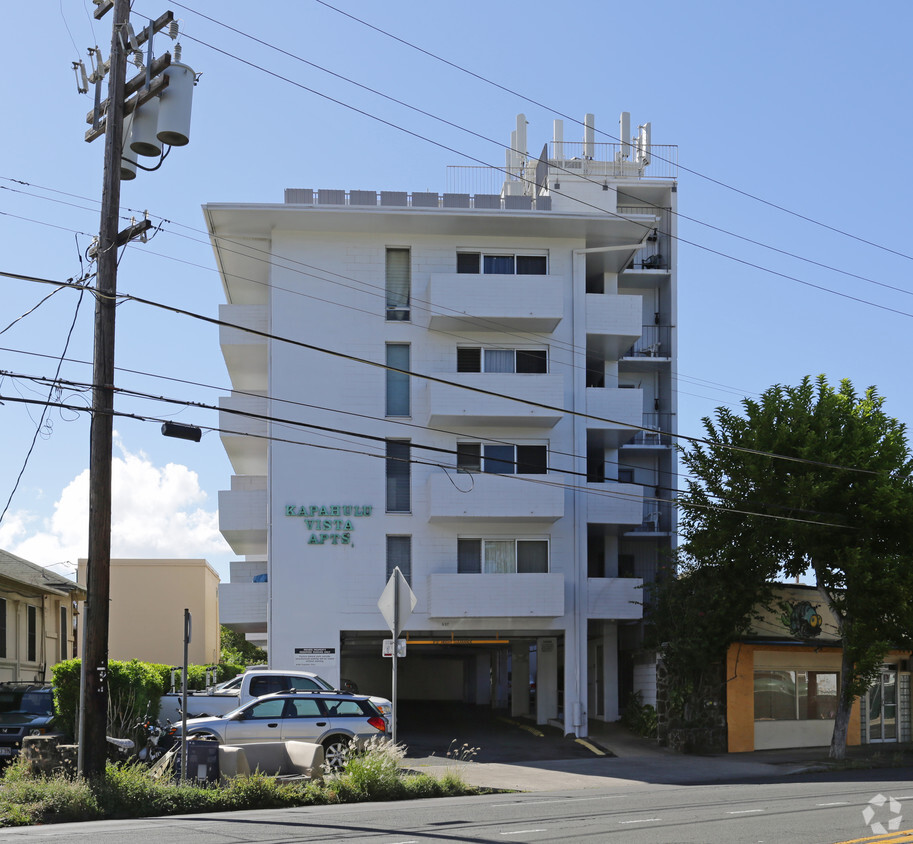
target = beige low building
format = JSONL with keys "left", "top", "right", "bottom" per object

{"left": 0, "top": 549, "right": 85, "bottom": 682}
{"left": 77, "top": 558, "right": 220, "bottom": 666}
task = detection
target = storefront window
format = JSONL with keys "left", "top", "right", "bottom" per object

{"left": 754, "top": 669, "right": 839, "bottom": 720}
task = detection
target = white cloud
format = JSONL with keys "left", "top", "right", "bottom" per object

{"left": 6, "top": 435, "right": 231, "bottom": 568}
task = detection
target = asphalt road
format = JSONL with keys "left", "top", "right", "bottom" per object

{"left": 5, "top": 767, "right": 913, "bottom": 842}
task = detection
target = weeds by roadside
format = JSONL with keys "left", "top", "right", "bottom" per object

{"left": 0, "top": 739, "right": 479, "bottom": 828}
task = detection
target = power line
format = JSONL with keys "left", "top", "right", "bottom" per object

{"left": 0, "top": 388, "right": 855, "bottom": 531}
{"left": 309, "top": 0, "right": 913, "bottom": 264}
{"left": 2, "top": 268, "right": 890, "bottom": 476}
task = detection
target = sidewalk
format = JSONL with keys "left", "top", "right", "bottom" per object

{"left": 411, "top": 720, "right": 913, "bottom": 793}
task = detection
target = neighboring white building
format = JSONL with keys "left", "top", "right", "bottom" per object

{"left": 210, "top": 113, "right": 677, "bottom": 736}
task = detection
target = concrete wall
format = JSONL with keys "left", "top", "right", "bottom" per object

{"left": 77, "top": 558, "right": 220, "bottom": 666}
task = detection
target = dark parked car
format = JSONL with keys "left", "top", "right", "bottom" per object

{"left": 0, "top": 684, "right": 64, "bottom": 761}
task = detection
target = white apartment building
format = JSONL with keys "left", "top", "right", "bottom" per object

{"left": 209, "top": 113, "right": 677, "bottom": 736}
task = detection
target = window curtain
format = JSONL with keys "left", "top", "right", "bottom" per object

{"left": 484, "top": 349, "right": 514, "bottom": 373}
{"left": 385, "top": 248, "right": 410, "bottom": 318}
{"left": 386, "top": 535, "right": 411, "bottom": 583}
{"left": 484, "top": 540, "right": 515, "bottom": 573}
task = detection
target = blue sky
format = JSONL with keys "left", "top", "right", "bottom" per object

{"left": 2, "top": 0, "right": 911, "bottom": 581}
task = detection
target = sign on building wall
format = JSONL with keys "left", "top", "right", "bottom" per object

{"left": 294, "top": 646, "right": 336, "bottom": 670}
{"left": 285, "top": 503, "right": 373, "bottom": 546}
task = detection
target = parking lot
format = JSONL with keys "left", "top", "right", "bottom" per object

{"left": 395, "top": 701, "right": 608, "bottom": 764}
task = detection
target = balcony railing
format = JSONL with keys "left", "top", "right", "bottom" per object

{"left": 626, "top": 413, "right": 675, "bottom": 446}
{"left": 628, "top": 499, "right": 675, "bottom": 534}
{"left": 625, "top": 326, "right": 672, "bottom": 358}
{"left": 551, "top": 143, "right": 679, "bottom": 179}
{"left": 284, "top": 186, "right": 552, "bottom": 211}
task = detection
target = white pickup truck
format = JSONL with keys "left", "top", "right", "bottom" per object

{"left": 157, "top": 669, "right": 392, "bottom": 723}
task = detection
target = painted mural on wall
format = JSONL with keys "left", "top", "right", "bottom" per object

{"left": 746, "top": 585, "right": 840, "bottom": 643}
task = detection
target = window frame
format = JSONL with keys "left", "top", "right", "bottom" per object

{"left": 385, "top": 440, "right": 411, "bottom": 513}
{"left": 26, "top": 605, "right": 37, "bottom": 663}
{"left": 456, "top": 442, "right": 548, "bottom": 475}
{"left": 385, "top": 247, "right": 411, "bottom": 322}
{"left": 385, "top": 343, "right": 411, "bottom": 417}
{"left": 386, "top": 534, "right": 412, "bottom": 585}
{"left": 456, "top": 251, "right": 548, "bottom": 275}
{"left": 753, "top": 668, "right": 840, "bottom": 721}
{"left": 456, "top": 347, "right": 548, "bottom": 374}
{"left": 457, "top": 538, "right": 550, "bottom": 574}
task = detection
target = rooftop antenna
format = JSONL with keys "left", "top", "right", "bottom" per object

{"left": 619, "top": 111, "right": 631, "bottom": 160}
{"left": 584, "top": 113, "right": 595, "bottom": 159}
{"left": 637, "top": 122, "right": 652, "bottom": 168}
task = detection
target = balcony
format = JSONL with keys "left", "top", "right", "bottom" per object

{"left": 220, "top": 304, "right": 268, "bottom": 391}
{"left": 626, "top": 499, "right": 675, "bottom": 536}
{"left": 585, "top": 387, "right": 643, "bottom": 447}
{"left": 218, "top": 581, "right": 267, "bottom": 633}
{"left": 585, "top": 294, "right": 642, "bottom": 359}
{"left": 621, "top": 325, "right": 672, "bottom": 370}
{"left": 427, "top": 273, "right": 563, "bottom": 332}
{"left": 428, "top": 573, "right": 564, "bottom": 618}
{"left": 623, "top": 412, "right": 674, "bottom": 449}
{"left": 428, "top": 374, "right": 563, "bottom": 428}
{"left": 427, "top": 471, "right": 564, "bottom": 522}
{"left": 219, "top": 478, "right": 267, "bottom": 555}
{"left": 587, "top": 578, "right": 643, "bottom": 620}
{"left": 220, "top": 393, "right": 268, "bottom": 475}
{"left": 586, "top": 482, "right": 643, "bottom": 526}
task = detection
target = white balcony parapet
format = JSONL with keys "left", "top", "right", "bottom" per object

{"left": 428, "top": 274, "right": 563, "bottom": 332}
{"left": 587, "top": 578, "right": 643, "bottom": 620}
{"left": 428, "top": 374, "right": 563, "bottom": 428}
{"left": 220, "top": 393, "right": 268, "bottom": 476}
{"left": 428, "top": 573, "right": 564, "bottom": 618}
{"left": 585, "top": 294, "right": 642, "bottom": 360}
{"left": 220, "top": 304, "right": 268, "bottom": 391}
{"left": 428, "top": 471, "right": 564, "bottom": 522}
{"left": 219, "top": 485, "right": 267, "bottom": 555}
{"left": 218, "top": 582, "right": 268, "bottom": 631}
{"left": 586, "top": 482, "right": 643, "bottom": 526}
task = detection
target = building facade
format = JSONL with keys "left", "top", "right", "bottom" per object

{"left": 0, "top": 549, "right": 84, "bottom": 682}
{"left": 76, "top": 558, "right": 220, "bottom": 666}
{"left": 211, "top": 113, "right": 677, "bottom": 735}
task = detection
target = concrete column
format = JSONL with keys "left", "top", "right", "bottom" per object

{"left": 493, "top": 648, "right": 509, "bottom": 709}
{"left": 603, "top": 623, "right": 620, "bottom": 722}
{"left": 475, "top": 654, "right": 490, "bottom": 705}
{"left": 536, "top": 637, "right": 558, "bottom": 725}
{"left": 511, "top": 642, "right": 531, "bottom": 717}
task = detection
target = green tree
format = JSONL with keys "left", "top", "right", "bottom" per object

{"left": 678, "top": 376, "right": 913, "bottom": 759}
{"left": 220, "top": 625, "right": 267, "bottom": 666}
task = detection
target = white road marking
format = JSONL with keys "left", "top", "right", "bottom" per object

{"left": 619, "top": 818, "right": 661, "bottom": 824}
{"left": 500, "top": 830, "right": 547, "bottom": 836}
{"left": 726, "top": 809, "right": 764, "bottom": 814}
{"left": 817, "top": 802, "right": 850, "bottom": 806}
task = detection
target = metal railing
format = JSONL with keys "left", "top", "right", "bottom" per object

{"left": 551, "top": 143, "right": 678, "bottom": 179}
{"left": 625, "top": 326, "right": 672, "bottom": 358}
{"left": 629, "top": 499, "right": 675, "bottom": 533}
{"left": 627, "top": 413, "right": 674, "bottom": 447}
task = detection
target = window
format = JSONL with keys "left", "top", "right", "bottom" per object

{"left": 386, "top": 344, "right": 410, "bottom": 416}
{"left": 456, "top": 252, "right": 547, "bottom": 275}
{"left": 27, "top": 605, "right": 37, "bottom": 663}
{"left": 457, "top": 347, "right": 547, "bottom": 374}
{"left": 385, "top": 248, "right": 410, "bottom": 321}
{"left": 246, "top": 698, "right": 287, "bottom": 719}
{"left": 59, "top": 605, "right": 67, "bottom": 662}
{"left": 754, "top": 670, "right": 839, "bottom": 720}
{"left": 457, "top": 539, "right": 549, "bottom": 573}
{"left": 386, "top": 535, "right": 411, "bottom": 584}
{"left": 0, "top": 599, "right": 5, "bottom": 659}
{"left": 386, "top": 440, "right": 411, "bottom": 512}
{"left": 457, "top": 443, "right": 548, "bottom": 474}
{"left": 288, "top": 699, "right": 323, "bottom": 717}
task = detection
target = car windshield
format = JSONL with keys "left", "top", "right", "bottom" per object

{"left": 19, "top": 692, "right": 53, "bottom": 715}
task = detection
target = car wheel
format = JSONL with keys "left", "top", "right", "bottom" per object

{"left": 322, "top": 736, "right": 350, "bottom": 771}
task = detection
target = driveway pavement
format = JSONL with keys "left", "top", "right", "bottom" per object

{"left": 401, "top": 708, "right": 913, "bottom": 792}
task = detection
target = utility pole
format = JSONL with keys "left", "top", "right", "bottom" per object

{"left": 76, "top": 0, "right": 194, "bottom": 778}
{"left": 80, "top": 0, "right": 130, "bottom": 780}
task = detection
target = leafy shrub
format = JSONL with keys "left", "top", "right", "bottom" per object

{"left": 620, "top": 691, "right": 658, "bottom": 738}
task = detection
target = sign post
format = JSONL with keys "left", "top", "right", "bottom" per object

{"left": 377, "top": 567, "right": 416, "bottom": 745}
